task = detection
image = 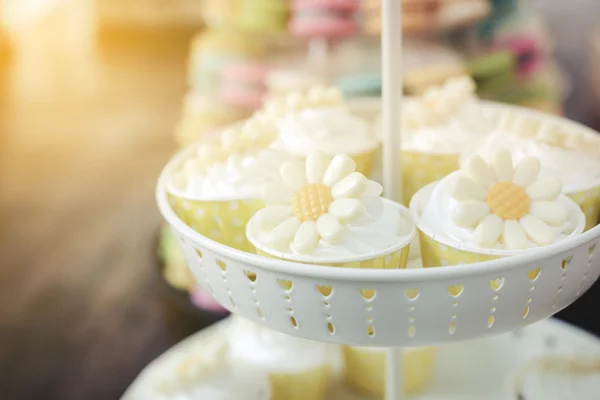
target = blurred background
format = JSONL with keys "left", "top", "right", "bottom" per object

{"left": 0, "top": 0, "right": 599, "bottom": 398}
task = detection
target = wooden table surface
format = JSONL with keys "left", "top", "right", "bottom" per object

{"left": 0, "top": 2, "right": 599, "bottom": 400}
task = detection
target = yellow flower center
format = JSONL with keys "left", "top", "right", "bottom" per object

{"left": 486, "top": 181, "right": 530, "bottom": 220}
{"left": 292, "top": 183, "right": 333, "bottom": 222}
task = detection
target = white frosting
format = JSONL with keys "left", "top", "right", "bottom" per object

{"left": 228, "top": 324, "right": 330, "bottom": 372}
{"left": 273, "top": 107, "right": 379, "bottom": 156}
{"left": 151, "top": 356, "right": 270, "bottom": 400}
{"left": 248, "top": 198, "right": 415, "bottom": 262}
{"left": 418, "top": 172, "right": 585, "bottom": 254}
{"left": 397, "top": 76, "right": 489, "bottom": 153}
{"left": 168, "top": 149, "right": 288, "bottom": 200}
{"left": 463, "top": 130, "right": 600, "bottom": 193}
{"left": 402, "top": 100, "right": 488, "bottom": 153}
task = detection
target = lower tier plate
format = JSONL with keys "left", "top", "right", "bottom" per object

{"left": 123, "top": 318, "right": 600, "bottom": 400}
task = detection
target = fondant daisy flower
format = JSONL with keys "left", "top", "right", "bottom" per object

{"left": 255, "top": 151, "right": 383, "bottom": 255}
{"left": 451, "top": 150, "right": 567, "bottom": 250}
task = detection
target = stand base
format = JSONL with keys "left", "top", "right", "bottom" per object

{"left": 124, "top": 318, "right": 600, "bottom": 400}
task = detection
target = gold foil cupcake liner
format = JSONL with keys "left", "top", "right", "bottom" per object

{"left": 168, "top": 194, "right": 264, "bottom": 252}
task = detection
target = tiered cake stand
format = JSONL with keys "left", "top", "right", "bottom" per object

{"left": 156, "top": 2, "right": 600, "bottom": 399}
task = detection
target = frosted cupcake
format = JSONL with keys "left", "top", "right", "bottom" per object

{"left": 397, "top": 75, "right": 489, "bottom": 204}
{"left": 463, "top": 109, "right": 600, "bottom": 230}
{"left": 413, "top": 150, "right": 585, "bottom": 267}
{"left": 262, "top": 86, "right": 380, "bottom": 176}
{"left": 228, "top": 321, "right": 332, "bottom": 400}
{"left": 149, "top": 349, "right": 270, "bottom": 400}
{"left": 167, "top": 116, "right": 288, "bottom": 252}
{"left": 246, "top": 151, "right": 416, "bottom": 268}
{"left": 343, "top": 346, "right": 436, "bottom": 396}
{"left": 175, "top": 92, "right": 247, "bottom": 147}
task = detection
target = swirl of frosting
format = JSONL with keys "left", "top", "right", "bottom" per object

{"left": 400, "top": 76, "right": 489, "bottom": 153}
{"left": 274, "top": 107, "right": 378, "bottom": 155}
{"left": 154, "top": 357, "right": 270, "bottom": 400}
{"left": 167, "top": 115, "right": 292, "bottom": 200}
{"left": 169, "top": 148, "right": 289, "bottom": 200}
{"left": 262, "top": 86, "right": 379, "bottom": 156}
{"left": 228, "top": 321, "right": 331, "bottom": 372}
{"left": 466, "top": 110, "right": 600, "bottom": 192}
{"left": 419, "top": 150, "right": 585, "bottom": 252}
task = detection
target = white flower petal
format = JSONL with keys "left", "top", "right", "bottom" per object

{"left": 537, "top": 123, "right": 560, "bottom": 145}
{"left": 463, "top": 155, "right": 496, "bottom": 188}
{"left": 530, "top": 201, "right": 567, "bottom": 226}
{"left": 472, "top": 214, "right": 503, "bottom": 247}
{"left": 362, "top": 180, "right": 383, "bottom": 197}
{"left": 262, "top": 184, "right": 294, "bottom": 205}
{"left": 280, "top": 161, "right": 306, "bottom": 190}
{"left": 267, "top": 217, "right": 301, "bottom": 251}
{"left": 451, "top": 175, "right": 486, "bottom": 201}
{"left": 305, "top": 151, "right": 331, "bottom": 184}
{"left": 451, "top": 201, "right": 490, "bottom": 228}
{"left": 255, "top": 206, "right": 293, "bottom": 232}
{"left": 331, "top": 172, "right": 368, "bottom": 199}
{"left": 503, "top": 220, "right": 529, "bottom": 250}
{"left": 513, "top": 157, "right": 540, "bottom": 187}
{"left": 322, "top": 154, "right": 356, "bottom": 187}
{"left": 328, "top": 198, "right": 364, "bottom": 222}
{"left": 491, "top": 150, "right": 513, "bottom": 182}
{"left": 291, "top": 221, "right": 319, "bottom": 255}
{"left": 520, "top": 215, "right": 554, "bottom": 246}
{"left": 316, "top": 214, "right": 344, "bottom": 244}
{"left": 526, "top": 178, "right": 562, "bottom": 201}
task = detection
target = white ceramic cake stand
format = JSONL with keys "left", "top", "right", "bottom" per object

{"left": 123, "top": 317, "right": 600, "bottom": 400}
{"left": 157, "top": 1, "right": 600, "bottom": 399}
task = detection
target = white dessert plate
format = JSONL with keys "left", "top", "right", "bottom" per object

{"left": 122, "top": 318, "right": 600, "bottom": 400}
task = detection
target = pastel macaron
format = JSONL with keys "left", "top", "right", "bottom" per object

{"left": 494, "top": 36, "right": 543, "bottom": 78}
{"left": 290, "top": 0, "right": 359, "bottom": 38}
{"left": 219, "top": 61, "right": 270, "bottom": 111}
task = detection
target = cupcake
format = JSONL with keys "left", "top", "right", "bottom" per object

{"left": 228, "top": 321, "right": 332, "bottom": 400}
{"left": 150, "top": 348, "right": 270, "bottom": 400}
{"left": 246, "top": 151, "right": 415, "bottom": 268}
{"left": 397, "top": 75, "right": 489, "bottom": 205}
{"left": 413, "top": 150, "right": 586, "bottom": 267}
{"left": 263, "top": 86, "right": 380, "bottom": 176}
{"left": 175, "top": 92, "right": 247, "bottom": 147}
{"left": 343, "top": 346, "right": 436, "bottom": 396}
{"left": 166, "top": 116, "right": 288, "bottom": 252}
{"left": 264, "top": 68, "right": 327, "bottom": 101}
{"left": 464, "top": 109, "right": 600, "bottom": 230}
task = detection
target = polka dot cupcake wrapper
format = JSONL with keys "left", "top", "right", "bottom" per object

{"left": 351, "top": 150, "right": 376, "bottom": 177}
{"left": 401, "top": 151, "right": 460, "bottom": 206}
{"left": 567, "top": 186, "right": 600, "bottom": 231}
{"left": 168, "top": 194, "right": 264, "bottom": 252}
{"left": 269, "top": 365, "right": 331, "bottom": 400}
{"left": 342, "top": 346, "right": 437, "bottom": 397}
{"left": 255, "top": 244, "right": 410, "bottom": 270}
{"left": 418, "top": 230, "right": 500, "bottom": 268}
